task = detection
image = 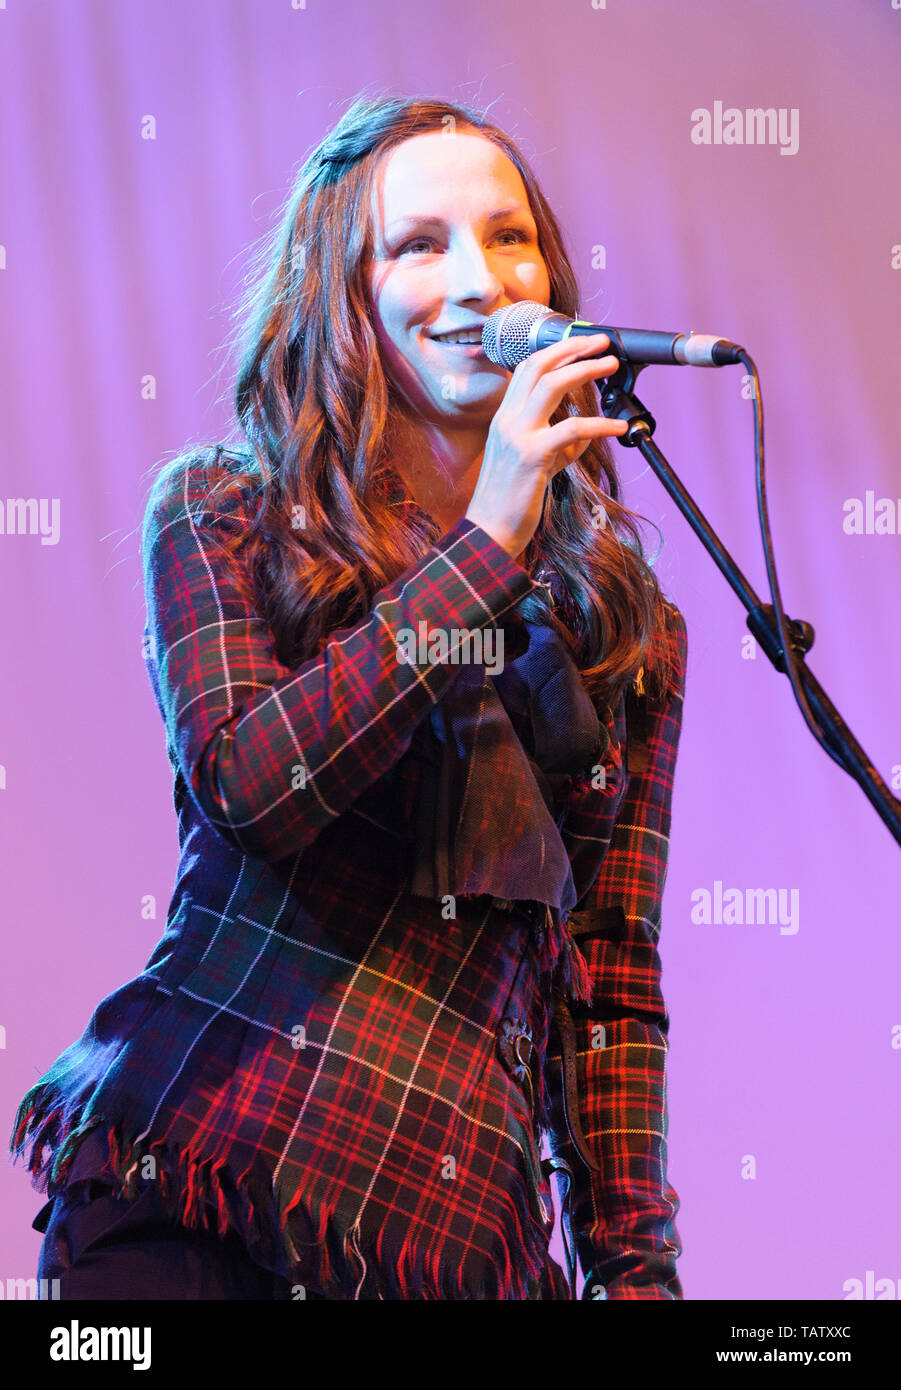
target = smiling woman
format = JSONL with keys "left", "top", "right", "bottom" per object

{"left": 370, "top": 135, "right": 548, "bottom": 395}
{"left": 369, "top": 131, "right": 606, "bottom": 559}
{"left": 12, "top": 92, "right": 688, "bottom": 1301}
{"left": 367, "top": 132, "right": 554, "bottom": 539}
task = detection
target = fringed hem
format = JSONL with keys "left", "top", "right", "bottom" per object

{"left": 12, "top": 1090, "right": 558, "bottom": 1301}
{"left": 279, "top": 1143, "right": 555, "bottom": 1301}
{"left": 10, "top": 1076, "right": 106, "bottom": 1197}
{"left": 530, "top": 904, "right": 593, "bottom": 1007}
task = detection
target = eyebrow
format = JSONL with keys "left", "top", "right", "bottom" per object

{"left": 384, "top": 206, "right": 534, "bottom": 234}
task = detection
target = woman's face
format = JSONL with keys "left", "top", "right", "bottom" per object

{"left": 368, "top": 129, "right": 552, "bottom": 427}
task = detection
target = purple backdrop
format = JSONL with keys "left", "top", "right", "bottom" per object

{"left": 1, "top": 0, "right": 899, "bottom": 1301}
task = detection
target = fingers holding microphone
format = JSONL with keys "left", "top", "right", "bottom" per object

{"left": 465, "top": 331, "right": 627, "bottom": 561}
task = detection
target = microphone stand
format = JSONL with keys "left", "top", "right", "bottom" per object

{"left": 596, "top": 356, "right": 901, "bottom": 847}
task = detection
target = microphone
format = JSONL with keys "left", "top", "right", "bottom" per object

{"left": 482, "top": 301, "right": 744, "bottom": 370}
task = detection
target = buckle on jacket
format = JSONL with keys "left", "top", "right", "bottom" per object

{"left": 497, "top": 1016, "right": 534, "bottom": 1088}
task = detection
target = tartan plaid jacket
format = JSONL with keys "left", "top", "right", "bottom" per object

{"left": 11, "top": 452, "right": 688, "bottom": 1300}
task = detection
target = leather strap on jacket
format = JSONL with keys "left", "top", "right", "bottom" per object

{"left": 548, "top": 987, "right": 601, "bottom": 1175}
{"left": 548, "top": 902, "right": 631, "bottom": 1177}
{"left": 547, "top": 684, "right": 650, "bottom": 1180}
{"left": 624, "top": 682, "right": 650, "bottom": 774}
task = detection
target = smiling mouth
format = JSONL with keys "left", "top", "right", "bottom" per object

{"left": 430, "top": 331, "right": 485, "bottom": 346}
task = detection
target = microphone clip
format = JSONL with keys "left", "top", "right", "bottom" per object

{"left": 596, "top": 356, "right": 656, "bottom": 446}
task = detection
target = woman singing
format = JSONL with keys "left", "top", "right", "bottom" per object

{"left": 11, "top": 93, "right": 688, "bottom": 1300}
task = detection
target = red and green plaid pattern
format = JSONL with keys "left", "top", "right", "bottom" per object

{"left": 11, "top": 455, "right": 687, "bottom": 1300}
{"left": 549, "top": 610, "right": 687, "bottom": 1298}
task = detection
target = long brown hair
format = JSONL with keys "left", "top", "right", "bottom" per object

{"left": 147, "top": 93, "right": 682, "bottom": 714}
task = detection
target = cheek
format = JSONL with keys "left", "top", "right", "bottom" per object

{"left": 371, "top": 273, "right": 422, "bottom": 348}
{"left": 512, "top": 259, "right": 550, "bottom": 299}
{"left": 378, "top": 289, "right": 433, "bottom": 358}
{"left": 373, "top": 291, "right": 405, "bottom": 345}
{"left": 371, "top": 286, "right": 436, "bottom": 396}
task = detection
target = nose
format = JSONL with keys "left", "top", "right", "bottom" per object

{"left": 443, "top": 233, "right": 504, "bottom": 308}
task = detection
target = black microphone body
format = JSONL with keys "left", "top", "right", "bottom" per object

{"left": 482, "top": 302, "right": 743, "bottom": 370}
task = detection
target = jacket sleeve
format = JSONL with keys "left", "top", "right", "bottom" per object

{"left": 141, "top": 460, "right": 539, "bottom": 863}
{"left": 543, "top": 605, "right": 688, "bottom": 1300}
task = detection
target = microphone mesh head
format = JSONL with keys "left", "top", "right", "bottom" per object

{"left": 482, "top": 301, "right": 552, "bottom": 368}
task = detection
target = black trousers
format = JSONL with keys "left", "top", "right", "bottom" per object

{"left": 33, "top": 1181, "right": 325, "bottom": 1300}
{"left": 34, "top": 1181, "right": 567, "bottom": 1300}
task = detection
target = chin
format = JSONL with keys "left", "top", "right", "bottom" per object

{"left": 438, "top": 375, "right": 506, "bottom": 408}
{"left": 436, "top": 394, "right": 501, "bottom": 424}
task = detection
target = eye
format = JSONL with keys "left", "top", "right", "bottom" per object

{"left": 494, "top": 227, "right": 531, "bottom": 246}
{"left": 395, "top": 226, "right": 534, "bottom": 258}
{"left": 398, "top": 237, "right": 435, "bottom": 256}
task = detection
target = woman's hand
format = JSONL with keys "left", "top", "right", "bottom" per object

{"left": 464, "top": 332, "right": 627, "bottom": 562}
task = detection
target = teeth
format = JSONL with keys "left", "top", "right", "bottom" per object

{"left": 432, "top": 330, "right": 483, "bottom": 345}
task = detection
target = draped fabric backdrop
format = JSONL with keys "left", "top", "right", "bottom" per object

{"left": 1, "top": 0, "right": 899, "bottom": 1301}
